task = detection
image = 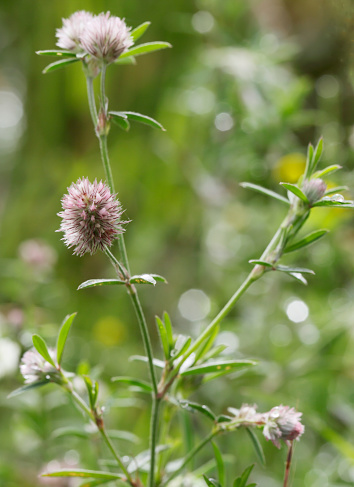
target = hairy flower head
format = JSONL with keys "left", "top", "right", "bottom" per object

{"left": 263, "top": 405, "right": 304, "bottom": 448}
{"left": 302, "top": 178, "right": 327, "bottom": 204}
{"left": 56, "top": 10, "right": 94, "bottom": 52}
{"left": 58, "top": 178, "right": 126, "bottom": 256}
{"left": 79, "top": 12, "right": 133, "bottom": 64}
{"left": 20, "top": 349, "right": 57, "bottom": 384}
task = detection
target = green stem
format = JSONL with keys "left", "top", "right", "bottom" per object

{"left": 86, "top": 76, "right": 98, "bottom": 128}
{"left": 70, "top": 390, "right": 133, "bottom": 484}
{"left": 164, "top": 431, "right": 217, "bottom": 485}
{"left": 93, "top": 68, "right": 161, "bottom": 487}
{"left": 129, "top": 287, "right": 158, "bottom": 395}
{"left": 149, "top": 397, "right": 162, "bottom": 487}
{"left": 182, "top": 271, "right": 257, "bottom": 361}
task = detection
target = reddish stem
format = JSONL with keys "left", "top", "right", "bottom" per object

{"left": 283, "top": 442, "right": 293, "bottom": 487}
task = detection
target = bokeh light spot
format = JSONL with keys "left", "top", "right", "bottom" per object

{"left": 285, "top": 299, "right": 309, "bottom": 323}
{"left": 178, "top": 289, "right": 211, "bottom": 321}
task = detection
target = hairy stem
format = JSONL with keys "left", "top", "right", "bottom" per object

{"left": 86, "top": 76, "right": 98, "bottom": 128}
{"left": 70, "top": 389, "right": 133, "bottom": 484}
{"left": 91, "top": 69, "right": 160, "bottom": 487}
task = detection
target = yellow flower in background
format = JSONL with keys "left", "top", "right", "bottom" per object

{"left": 93, "top": 316, "right": 126, "bottom": 346}
{"left": 272, "top": 153, "right": 306, "bottom": 183}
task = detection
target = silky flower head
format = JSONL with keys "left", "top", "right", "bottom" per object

{"left": 302, "top": 178, "right": 327, "bottom": 204}
{"left": 58, "top": 178, "right": 126, "bottom": 256}
{"left": 20, "top": 349, "right": 57, "bottom": 384}
{"left": 56, "top": 10, "right": 94, "bottom": 52}
{"left": 263, "top": 405, "right": 304, "bottom": 448}
{"left": 228, "top": 404, "right": 261, "bottom": 424}
{"left": 80, "top": 12, "right": 133, "bottom": 64}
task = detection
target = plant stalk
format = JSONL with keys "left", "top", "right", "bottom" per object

{"left": 164, "top": 430, "right": 217, "bottom": 485}
{"left": 69, "top": 389, "right": 133, "bottom": 484}
{"left": 87, "top": 69, "right": 161, "bottom": 487}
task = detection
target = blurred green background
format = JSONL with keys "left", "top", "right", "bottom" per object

{"left": 1, "top": 0, "right": 354, "bottom": 485}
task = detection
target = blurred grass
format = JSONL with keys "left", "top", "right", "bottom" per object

{"left": 1, "top": 0, "right": 354, "bottom": 485}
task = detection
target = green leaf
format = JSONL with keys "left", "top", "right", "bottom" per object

{"left": 194, "top": 324, "right": 220, "bottom": 363}
{"left": 78, "top": 279, "right": 126, "bottom": 290}
{"left": 233, "top": 464, "right": 255, "bottom": 487}
{"left": 312, "top": 137, "right": 323, "bottom": 171}
{"left": 216, "top": 414, "right": 233, "bottom": 423}
{"left": 163, "top": 312, "right": 174, "bottom": 350}
{"left": 284, "top": 229, "right": 329, "bottom": 253}
{"left": 171, "top": 335, "right": 192, "bottom": 361}
{"left": 248, "top": 260, "right": 273, "bottom": 268}
{"left": 7, "top": 381, "right": 49, "bottom": 398}
{"left": 240, "top": 182, "right": 289, "bottom": 205}
{"left": 110, "top": 112, "right": 131, "bottom": 131}
{"left": 111, "top": 376, "right": 153, "bottom": 393}
{"left": 179, "top": 400, "right": 216, "bottom": 421}
{"left": 127, "top": 445, "right": 170, "bottom": 473}
{"left": 56, "top": 312, "right": 76, "bottom": 365}
{"left": 129, "top": 355, "right": 165, "bottom": 368}
{"left": 246, "top": 428, "right": 265, "bottom": 466}
{"left": 36, "top": 49, "right": 77, "bottom": 57}
{"left": 106, "top": 430, "right": 140, "bottom": 443}
{"left": 155, "top": 316, "right": 170, "bottom": 359}
{"left": 78, "top": 480, "right": 115, "bottom": 487}
{"left": 305, "top": 142, "right": 314, "bottom": 178}
{"left": 313, "top": 164, "right": 342, "bottom": 179}
{"left": 313, "top": 200, "right": 354, "bottom": 208}
{"left": 42, "top": 58, "right": 80, "bottom": 74}
{"left": 32, "top": 334, "right": 56, "bottom": 367}
{"left": 115, "top": 56, "right": 137, "bottom": 65}
{"left": 288, "top": 272, "right": 308, "bottom": 285}
{"left": 180, "top": 360, "right": 256, "bottom": 376}
{"left": 131, "top": 21, "right": 151, "bottom": 41}
{"left": 275, "top": 264, "right": 314, "bottom": 274}
{"left": 119, "top": 41, "right": 172, "bottom": 60}
{"left": 324, "top": 186, "right": 348, "bottom": 196}
{"left": 42, "top": 470, "right": 124, "bottom": 480}
{"left": 118, "top": 111, "right": 165, "bottom": 131}
{"left": 52, "top": 426, "right": 91, "bottom": 439}
{"left": 203, "top": 476, "right": 221, "bottom": 487}
{"left": 280, "top": 183, "right": 309, "bottom": 203}
{"left": 212, "top": 441, "right": 225, "bottom": 485}
{"left": 83, "top": 376, "right": 98, "bottom": 410}
{"left": 203, "top": 345, "right": 228, "bottom": 361}
{"left": 130, "top": 274, "right": 167, "bottom": 285}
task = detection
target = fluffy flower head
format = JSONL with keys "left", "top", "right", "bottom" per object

{"left": 263, "top": 405, "right": 304, "bottom": 448}
{"left": 80, "top": 12, "right": 133, "bottom": 64}
{"left": 56, "top": 10, "right": 94, "bottom": 52}
{"left": 302, "top": 178, "right": 327, "bottom": 204}
{"left": 58, "top": 178, "right": 125, "bottom": 256}
{"left": 20, "top": 349, "right": 57, "bottom": 384}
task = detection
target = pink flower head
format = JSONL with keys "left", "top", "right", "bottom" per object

{"left": 56, "top": 10, "right": 94, "bottom": 52}
{"left": 58, "top": 178, "right": 126, "bottom": 256}
{"left": 80, "top": 12, "right": 133, "bottom": 64}
{"left": 20, "top": 349, "right": 57, "bottom": 384}
{"left": 263, "top": 405, "right": 304, "bottom": 448}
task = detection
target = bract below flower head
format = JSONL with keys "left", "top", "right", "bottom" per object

{"left": 80, "top": 12, "right": 133, "bottom": 64}
{"left": 56, "top": 10, "right": 94, "bottom": 52}
{"left": 263, "top": 405, "right": 304, "bottom": 448}
{"left": 20, "top": 349, "right": 57, "bottom": 384}
{"left": 58, "top": 178, "right": 126, "bottom": 256}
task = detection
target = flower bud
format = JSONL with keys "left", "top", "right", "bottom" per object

{"left": 20, "top": 349, "right": 60, "bottom": 384}
{"left": 302, "top": 178, "right": 327, "bottom": 204}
